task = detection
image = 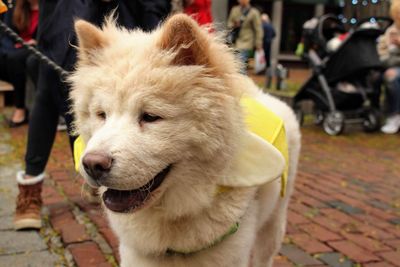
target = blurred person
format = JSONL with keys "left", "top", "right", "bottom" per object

{"left": 0, "top": 0, "right": 38, "bottom": 127}
{"left": 0, "top": 0, "right": 16, "bottom": 53}
{"left": 378, "top": 0, "right": 400, "bottom": 134}
{"left": 227, "top": 0, "right": 263, "bottom": 74}
{"left": 261, "top": 13, "right": 275, "bottom": 68}
{"left": 170, "top": 0, "right": 183, "bottom": 14}
{"left": 184, "top": 0, "right": 213, "bottom": 26}
{"left": 14, "top": 0, "right": 171, "bottom": 230}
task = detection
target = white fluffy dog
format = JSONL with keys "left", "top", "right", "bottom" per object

{"left": 70, "top": 14, "right": 301, "bottom": 267}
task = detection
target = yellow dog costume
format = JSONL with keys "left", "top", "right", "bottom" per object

{"left": 74, "top": 97, "right": 288, "bottom": 197}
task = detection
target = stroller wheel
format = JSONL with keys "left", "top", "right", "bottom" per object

{"left": 323, "top": 111, "right": 345, "bottom": 136}
{"left": 363, "top": 109, "right": 381, "bottom": 133}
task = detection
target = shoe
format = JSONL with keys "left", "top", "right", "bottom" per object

{"left": 57, "top": 123, "right": 67, "bottom": 131}
{"left": 8, "top": 109, "right": 29, "bottom": 128}
{"left": 57, "top": 116, "right": 67, "bottom": 131}
{"left": 14, "top": 171, "right": 44, "bottom": 230}
{"left": 8, "top": 117, "right": 28, "bottom": 128}
{"left": 381, "top": 114, "right": 400, "bottom": 134}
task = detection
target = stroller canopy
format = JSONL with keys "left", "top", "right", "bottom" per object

{"left": 323, "top": 28, "right": 383, "bottom": 83}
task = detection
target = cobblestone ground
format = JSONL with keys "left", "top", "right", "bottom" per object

{"left": 0, "top": 111, "right": 399, "bottom": 267}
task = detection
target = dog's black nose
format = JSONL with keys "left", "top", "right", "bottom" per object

{"left": 82, "top": 152, "right": 113, "bottom": 180}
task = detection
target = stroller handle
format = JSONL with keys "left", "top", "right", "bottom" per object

{"left": 355, "top": 16, "right": 393, "bottom": 32}
{"left": 316, "top": 14, "right": 345, "bottom": 52}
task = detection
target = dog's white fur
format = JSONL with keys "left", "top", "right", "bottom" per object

{"left": 70, "top": 15, "right": 301, "bottom": 267}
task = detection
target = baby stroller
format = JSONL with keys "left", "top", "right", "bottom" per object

{"left": 294, "top": 14, "right": 392, "bottom": 135}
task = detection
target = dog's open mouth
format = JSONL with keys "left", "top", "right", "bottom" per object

{"left": 102, "top": 165, "right": 172, "bottom": 213}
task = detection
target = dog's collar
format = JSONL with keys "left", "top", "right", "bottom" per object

{"left": 165, "top": 222, "right": 239, "bottom": 256}
{"left": 165, "top": 186, "right": 244, "bottom": 257}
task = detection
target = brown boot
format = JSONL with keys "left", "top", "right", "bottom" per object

{"left": 14, "top": 171, "right": 44, "bottom": 230}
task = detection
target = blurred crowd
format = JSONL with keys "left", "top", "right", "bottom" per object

{"left": 0, "top": 0, "right": 276, "bottom": 128}
{"left": 0, "top": 0, "right": 38, "bottom": 127}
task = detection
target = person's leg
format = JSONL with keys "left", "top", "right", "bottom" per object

{"left": 381, "top": 68, "right": 400, "bottom": 134}
{"left": 14, "top": 65, "right": 60, "bottom": 230}
{"left": 238, "top": 49, "right": 251, "bottom": 75}
{"left": 26, "top": 54, "right": 39, "bottom": 88}
{"left": 264, "top": 43, "right": 272, "bottom": 68}
{"left": 384, "top": 68, "right": 398, "bottom": 113}
{"left": 25, "top": 66, "right": 60, "bottom": 176}
{"left": 5, "top": 49, "right": 30, "bottom": 124}
{"left": 393, "top": 73, "right": 400, "bottom": 114}
{"left": 0, "top": 52, "right": 26, "bottom": 124}
{"left": 0, "top": 52, "right": 8, "bottom": 80}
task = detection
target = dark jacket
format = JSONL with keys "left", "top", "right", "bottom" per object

{"left": 37, "top": 0, "right": 171, "bottom": 71}
{"left": 0, "top": 1, "right": 17, "bottom": 54}
{"left": 262, "top": 22, "right": 275, "bottom": 45}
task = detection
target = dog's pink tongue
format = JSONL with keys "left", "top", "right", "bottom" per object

{"left": 103, "top": 189, "right": 148, "bottom": 213}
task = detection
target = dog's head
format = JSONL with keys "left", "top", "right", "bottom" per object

{"left": 70, "top": 15, "right": 247, "bottom": 217}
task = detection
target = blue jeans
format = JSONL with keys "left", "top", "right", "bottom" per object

{"left": 238, "top": 49, "right": 252, "bottom": 75}
{"left": 386, "top": 68, "right": 400, "bottom": 115}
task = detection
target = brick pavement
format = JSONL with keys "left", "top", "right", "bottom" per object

{"left": 0, "top": 113, "right": 399, "bottom": 267}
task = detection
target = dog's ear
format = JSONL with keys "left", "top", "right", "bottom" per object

{"left": 158, "top": 14, "right": 209, "bottom": 66}
{"left": 75, "top": 20, "right": 108, "bottom": 64}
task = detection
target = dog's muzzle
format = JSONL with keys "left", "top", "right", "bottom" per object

{"left": 82, "top": 151, "right": 172, "bottom": 213}
{"left": 102, "top": 164, "right": 172, "bottom": 213}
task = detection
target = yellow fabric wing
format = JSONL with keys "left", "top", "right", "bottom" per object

{"left": 218, "top": 97, "right": 288, "bottom": 197}
{"left": 241, "top": 97, "right": 288, "bottom": 197}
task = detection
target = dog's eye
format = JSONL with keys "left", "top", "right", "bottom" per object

{"left": 96, "top": 111, "right": 106, "bottom": 120}
{"left": 141, "top": 113, "right": 162, "bottom": 123}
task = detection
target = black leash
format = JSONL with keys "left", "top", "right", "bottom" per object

{"left": 0, "top": 20, "right": 69, "bottom": 77}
